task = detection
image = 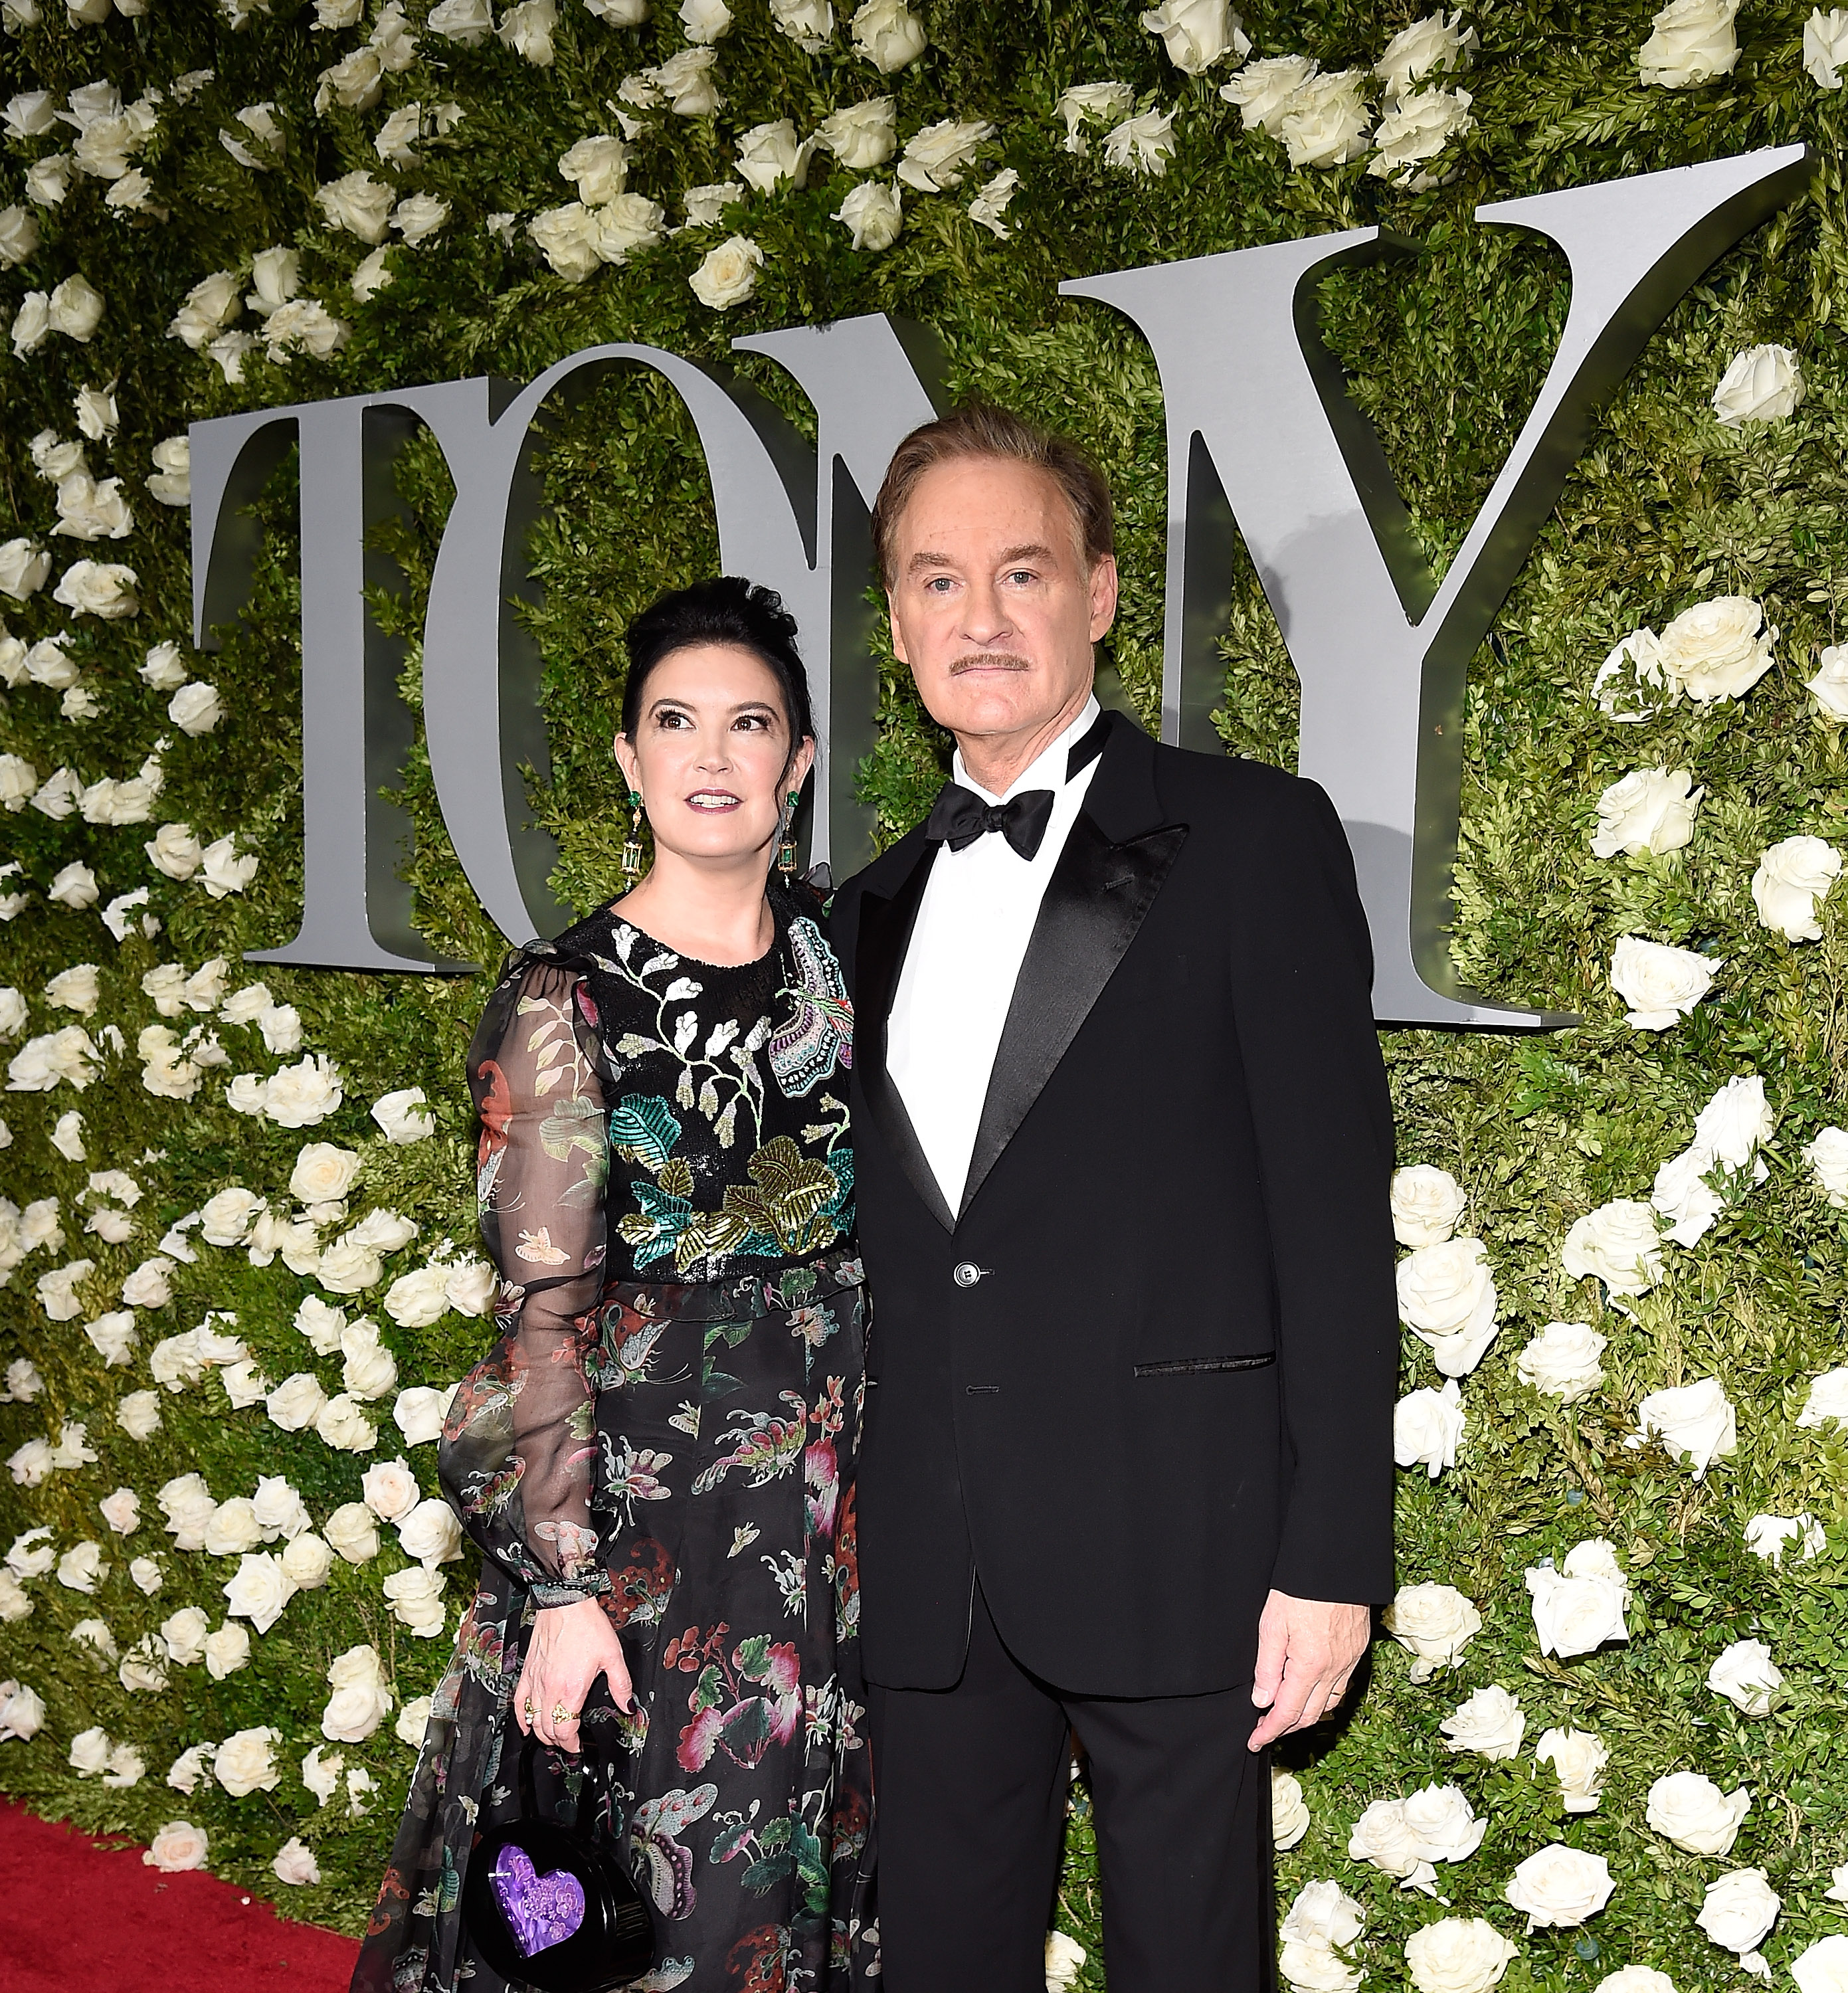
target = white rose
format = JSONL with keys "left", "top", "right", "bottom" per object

{"left": 200, "top": 1186, "right": 264, "bottom": 1248}
{"left": 1693, "top": 1073, "right": 1774, "bottom": 1168}
{"left": 0, "top": 204, "right": 36, "bottom": 270}
{"left": 159, "top": 1473, "right": 217, "bottom": 1549}
{"left": 1279, "top": 70, "right": 1372, "bottom": 169}
{"left": 1390, "top": 1165, "right": 1466, "bottom": 1247}
{"left": 281, "top": 1533, "right": 333, "bottom": 1588}
{"left": 1646, "top": 1770, "right": 1752, "bottom": 1853}
{"left": 445, "top": 1260, "right": 497, "bottom": 1317}
{"left": 834, "top": 179, "right": 903, "bottom": 251}
{"left": 371, "top": 1086, "right": 436, "bottom": 1141}
{"left": 0, "top": 1572, "right": 31, "bottom": 1620}
{"left": 7, "top": 1527, "right": 54, "bottom": 1578}
{"left": 264, "top": 1054, "right": 343, "bottom": 1127}
{"left": 393, "top": 1384, "right": 453, "bottom": 1446}
{"left": 1282, "top": 1877, "right": 1364, "bottom": 1952}
{"left": 1348, "top": 1798, "right": 1436, "bottom": 1887}
{"left": 214, "top": 1724, "right": 282, "bottom": 1797}
{"left": 266, "top": 1373, "right": 329, "bottom": 1434}
{"left": 204, "top": 1498, "right": 263, "bottom": 1556}
{"left": 39, "top": 1259, "right": 96, "bottom": 1320}
{"left": 48, "top": 274, "right": 104, "bottom": 341}
{"left": 1589, "top": 768, "right": 1701, "bottom": 859}
{"left": 1102, "top": 108, "right": 1177, "bottom": 177}
{"left": 1404, "top": 1917, "right": 1517, "bottom": 1993}
{"left": 383, "top": 1265, "right": 451, "bottom": 1328}
{"left": 1656, "top": 596, "right": 1775, "bottom": 702}
{"left": 499, "top": 0, "right": 558, "bottom": 64}
{"left": 287, "top": 1143, "right": 361, "bottom": 1208}
{"left": 1376, "top": 10, "right": 1478, "bottom": 98}
{"left": 1745, "top": 1511, "right": 1825, "bottom": 1563}
{"left": 1368, "top": 88, "right": 1473, "bottom": 190}
{"left": 897, "top": 117, "right": 994, "bottom": 193}
{"left": 1397, "top": 1237, "right": 1498, "bottom": 1376}
{"left": 1383, "top": 1582, "right": 1481, "bottom": 1681}
{"left": 1696, "top": 1867, "right": 1779, "bottom": 1958}
{"left": 1439, "top": 1685, "right": 1524, "bottom": 1760}
{"left": 1271, "top": 1766, "right": 1310, "bottom": 1850}
{"left": 0, "top": 1681, "right": 45, "bottom": 1739}
{"left": 199, "top": 836, "right": 260, "bottom": 898}
{"left": 1517, "top": 1323, "right": 1607, "bottom": 1404}
{"left": 1800, "top": 1366, "right": 1848, "bottom": 1428}
{"left": 427, "top": 0, "right": 493, "bottom": 36}
{"left": 1794, "top": 1936, "right": 1848, "bottom": 1993}
{"left": 296, "top": 1295, "right": 347, "bottom": 1355}
{"left": 325, "top": 1502, "right": 381, "bottom": 1563}
{"left": 144, "top": 1820, "right": 209, "bottom": 1871}
{"left": 690, "top": 234, "right": 763, "bottom": 310}
{"left": 316, "top": 1393, "right": 377, "bottom": 1452}
{"left": 734, "top": 118, "right": 806, "bottom": 193}
{"left": 557, "top": 134, "right": 630, "bottom": 206}
{"left": 967, "top": 167, "right": 1020, "bottom": 238}
{"left": 160, "top": 1606, "right": 211, "bottom": 1663}
{"left": 769, "top": 0, "right": 832, "bottom": 50}
{"left": 850, "top": 0, "right": 925, "bottom": 71}
{"left": 362, "top": 1456, "right": 421, "bottom": 1522}
{"left": 1396, "top": 1380, "right": 1464, "bottom": 1478}
{"left": 53, "top": 558, "right": 138, "bottom": 619}
{"left": 391, "top": 193, "right": 449, "bottom": 247}
{"left": 1535, "top": 1728, "right": 1608, "bottom": 1813}
{"left": 1526, "top": 1539, "right": 1629, "bottom": 1658}
{"left": 46, "top": 965, "right": 99, "bottom": 1016}
{"left": 149, "top": 436, "right": 191, "bottom": 507}
{"left": 682, "top": 181, "right": 745, "bottom": 226}
{"left": 1805, "top": 1127, "right": 1848, "bottom": 1211}
{"left": 146, "top": 824, "right": 204, "bottom": 881}
{"left": 1139, "top": 0, "right": 1247, "bottom": 75}
{"left": 1634, "top": 1377, "right": 1736, "bottom": 1477}
{"left": 58, "top": 1541, "right": 107, "bottom": 1591}
{"left": 1610, "top": 937, "right": 1720, "bottom": 1031}
{"left": 1712, "top": 343, "right": 1805, "bottom": 425}
{"left": 46, "top": 867, "right": 101, "bottom": 912}
{"left": 167, "top": 681, "right": 223, "bottom": 737}
{"left": 1562, "top": 1198, "right": 1663, "bottom": 1294}
{"left": 70, "top": 1726, "right": 116, "bottom": 1778}
{"left": 318, "top": 1239, "right": 385, "bottom": 1293}
{"left": 271, "top": 1837, "right": 320, "bottom": 1887}
{"left": 204, "top": 1622, "right": 252, "bottom": 1678}
{"left": 12, "top": 290, "right": 51, "bottom": 356}
{"left": 1505, "top": 1844, "right": 1613, "bottom": 1932}
{"left": 1807, "top": 644, "right": 1848, "bottom": 717}
{"left": 341, "top": 1328, "right": 399, "bottom": 1402}
{"left": 323, "top": 1640, "right": 392, "bottom": 1741}
{"left": 384, "top": 1563, "right": 448, "bottom": 1635}
{"left": 1638, "top": 0, "right": 1740, "bottom": 87}
{"left": 302, "top": 1743, "right": 345, "bottom": 1803}
{"left": 317, "top": 169, "right": 395, "bottom": 244}
{"left": 1753, "top": 835, "right": 1841, "bottom": 942}
{"left": 1055, "top": 80, "right": 1137, "bottom": 150}
{"left": 399, "top": 1497, "right": 463, "bottom": 1565}
{"left": 251, "top": 1475, "right": 310, "bottom": 1542}
{"left": 815, "top": 96, "right": 895, "bottom": 167}
{"left": 1707, "top": 1638, "right": 1782, "bottom": 1716}
{"left": 1807, "top": 8, "right": 1848, "bottom": 86}
{"left": 224, "top": 1551, "right": 298, "bottom": 1634}
{"left": 99, "top": 1487, "right": 139, "bottom": 1535}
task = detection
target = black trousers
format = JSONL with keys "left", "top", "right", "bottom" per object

{"left": 867, "top": 1584, "right": 1277, "bottom": 1993}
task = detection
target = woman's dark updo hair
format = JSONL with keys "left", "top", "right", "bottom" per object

{"left": 620, "top": 577, "right": 815, "bottom": 759}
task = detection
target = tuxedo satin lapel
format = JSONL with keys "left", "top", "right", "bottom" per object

{"left": 959, "top": 810, "right": 1188, "bottom": 1220}
{"left": 852, "top": 843, "right": 956, "bottom": 1234}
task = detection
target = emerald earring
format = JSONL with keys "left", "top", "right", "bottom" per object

{"left": 777, "top": 789, "right": 800, "bottom": 876}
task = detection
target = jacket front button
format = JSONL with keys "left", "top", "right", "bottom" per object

{"left": 952, "top": 1262, "right": 984, "bottom": 1288}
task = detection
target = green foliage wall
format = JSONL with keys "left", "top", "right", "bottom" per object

{"left": 4, "top": 0, "right": 1848, "bottom": 1986}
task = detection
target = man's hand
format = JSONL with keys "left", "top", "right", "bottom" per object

{"left": 1247, "top": 1590, "right": 1371, "bottom": 1751}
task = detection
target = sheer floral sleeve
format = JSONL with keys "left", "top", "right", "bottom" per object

{"left": 438, "top": 956, "right": 612, "bottom": 1608}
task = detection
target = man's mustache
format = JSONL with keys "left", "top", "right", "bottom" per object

{"left": 947, "top": 652, "right": 1030, "bottom": 675}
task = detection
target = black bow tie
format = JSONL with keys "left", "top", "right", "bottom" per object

{"left": 925, "top": 784, "right": 1056, "bottom": 861}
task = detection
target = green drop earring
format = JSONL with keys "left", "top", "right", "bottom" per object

{"left": 621, "top": 789, "right": 646, "bottom": 883}
{"left": 777, "top": 790, "right": 801, "bottom": 876}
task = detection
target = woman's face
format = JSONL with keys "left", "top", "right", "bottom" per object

{"left": 614, "top": 642, "right": 814, "bottom": 871}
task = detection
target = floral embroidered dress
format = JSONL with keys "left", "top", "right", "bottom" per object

{"left": 355, "top": 881, "right": 876, "bottom": 1993}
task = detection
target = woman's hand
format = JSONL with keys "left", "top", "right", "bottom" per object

{"left": 513, "top": 1596, "right": 636, "bottom": 1753}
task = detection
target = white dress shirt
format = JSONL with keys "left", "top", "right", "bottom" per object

{"left": 887, "top": 696, "right": 1103, "bottom": 1214}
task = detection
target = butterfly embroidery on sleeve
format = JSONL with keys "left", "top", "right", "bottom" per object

{"left": 768, "top": 918, "right": 852, "bottom": 1100}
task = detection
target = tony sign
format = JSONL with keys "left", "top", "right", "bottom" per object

{"left": 190, "top": 142, "right": 1807, "bottom": 1027}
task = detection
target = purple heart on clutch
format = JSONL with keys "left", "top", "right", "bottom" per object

{"left": 490, "top": 1844, "right": 587, "bottom": 1956}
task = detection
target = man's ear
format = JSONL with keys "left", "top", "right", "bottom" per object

{"left": 885, "top": 593, "right": 910, "bottom": 667}
{"left": 1087, "top": 554, "right": 1120, "bottom": 644}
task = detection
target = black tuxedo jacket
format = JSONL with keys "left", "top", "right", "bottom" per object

{"left": 831, "top": 712, "right": 1398, "bottom": 1699}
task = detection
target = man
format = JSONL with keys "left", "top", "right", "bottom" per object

{"left": 830, "top": 403, "right": 1398, "bottom": 1990}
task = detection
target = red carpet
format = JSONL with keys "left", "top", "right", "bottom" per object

{"left": 0, "top": 1800, "right": 361, "bottom": 1992}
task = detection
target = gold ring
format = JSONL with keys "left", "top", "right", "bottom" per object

{"left": 523, "top": 1699, "right": 534, "bottom": 1717}
{"left": 552, "top": 1703, "right": 572, "bottom": 1725}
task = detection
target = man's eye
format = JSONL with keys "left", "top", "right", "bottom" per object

{"left": 1005, "top": 569, "right": 1035, "bottom": 585}
{"left": 925, "top": 575, "right": 954, "bottom": 593}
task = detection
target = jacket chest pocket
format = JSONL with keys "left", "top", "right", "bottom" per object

{"left": 1133, "top": 1353, "right": 1275, "bottom": 1379}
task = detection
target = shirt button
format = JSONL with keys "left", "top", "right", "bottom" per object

{"left": 952, "top": 1262, "right": 983, "bottom": 1288}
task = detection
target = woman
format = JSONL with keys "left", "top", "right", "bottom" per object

{"left": 355, "top": 578, "right": 875, "bottom": 1993}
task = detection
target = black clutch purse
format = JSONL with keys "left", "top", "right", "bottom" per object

{"left": 461, "top": 1695, "right": 656, "bottom": 1993}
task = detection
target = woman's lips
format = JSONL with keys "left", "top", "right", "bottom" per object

{"left": 686, "top": 791, "right": 742, "bottom": 811}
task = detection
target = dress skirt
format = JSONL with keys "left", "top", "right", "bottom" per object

{"left": 353, "top": 1254, "right": 878, "bottom": 1993}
